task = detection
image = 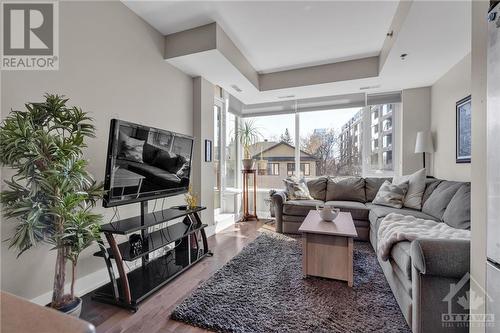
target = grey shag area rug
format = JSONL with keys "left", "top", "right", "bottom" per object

{"left": 171, "top": 232, "right": 411, "bottom": 333}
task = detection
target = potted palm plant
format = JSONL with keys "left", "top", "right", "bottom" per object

{"left": 0, "top": 94, "right": 103, "bottom": 317}
{"left": 237, "top": 120, "right": 261, "bottom": 170}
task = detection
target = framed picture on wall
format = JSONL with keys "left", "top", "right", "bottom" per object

{"left": 205, "top": 139, "right": 212, "bottom": 162}
{"left": 456, "top": 95, "right": 471, "bottom": 163}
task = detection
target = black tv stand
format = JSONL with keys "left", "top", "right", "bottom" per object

{"left": 91, "top": 203, "right": 210, "bottom": 311}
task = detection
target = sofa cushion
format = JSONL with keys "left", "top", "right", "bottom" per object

{"left": 365, "top": 177, "right": 392, "bottom": 202}
{"left": 372, "top": 180, "right": 409, "bottom": 209}
{"left": 422, "top": 178, "right": 442, "bottom": 206}
{"left": 393, "top": 168, "right": 426, "bottom": 210}
{"left": 442, "top": 183, "right": 471, "bottom": 229}
{"left": 422, "top": 181, "right": 463, "bottom": 220}
{"left": 305, "top": 177, "right": 328, "bottom": 201}
{"left": 283, "top": 199, "right": 323, "bottom": 216}
{"left": 326, "top": 176, "right": 366, "bottom": 202}
{"left": 390, "top": 241, "right": 412, "bottom": 279}
{"left": 367, "top": 203, "right": 438, "bottom": 231}
{"left": 325, "top": 200, "right": 370, "bottom": 220}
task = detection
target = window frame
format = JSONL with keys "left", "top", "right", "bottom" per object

{"left": 267, "top": 162, "right": 280, "bottom": 176}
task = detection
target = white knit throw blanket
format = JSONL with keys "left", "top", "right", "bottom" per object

{"left": 377, "top": 213, "right": 470, "bottom": 261}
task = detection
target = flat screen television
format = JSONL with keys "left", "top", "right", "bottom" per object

{"left": 103, "top": 119, "right": 194, "bottom": 207}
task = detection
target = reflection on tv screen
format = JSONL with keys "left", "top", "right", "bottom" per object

{"left": 104, "top": 120, "right": 194, "bottom": 207}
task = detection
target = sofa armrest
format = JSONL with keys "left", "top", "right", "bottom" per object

{"left": 271, "top": 191, "right": 287, "bottom": 233}
{"left": 411, "top": 238, "right": 470, "bottom": 278}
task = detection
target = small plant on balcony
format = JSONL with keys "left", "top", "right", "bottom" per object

{"left": 237, "top": 120, "right": 261, "bottom": 170}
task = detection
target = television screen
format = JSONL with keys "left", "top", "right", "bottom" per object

{"left": 103, "top": 119, "right": 194, "bottom": 207}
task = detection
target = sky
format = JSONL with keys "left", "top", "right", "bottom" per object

{"left": 248, "top": 107, "right": 362, "bottom": 142}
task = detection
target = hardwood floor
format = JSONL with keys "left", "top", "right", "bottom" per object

{"left": 81, "top": 221, "right": 266, "bottom": 333}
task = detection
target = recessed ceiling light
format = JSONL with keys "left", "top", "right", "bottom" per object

{"left": 360, "top": 85, "right": 381, "bottom": 90}
{"left": 231, "top": 84, "right": 242, "bottom": 92}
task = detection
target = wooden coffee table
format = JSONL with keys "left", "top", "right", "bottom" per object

{"left": 298, "top": 210, "right": 358, "bottom": 287}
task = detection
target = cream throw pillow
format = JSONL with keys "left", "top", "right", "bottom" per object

{"left": 372, "top": 180, "right": 409, "bottom": 209}
{"left": 283, "top": 177, "right": 313, "bottom": 200}
{"left": 392, "top": 168, "right": 426, "bottom": 210}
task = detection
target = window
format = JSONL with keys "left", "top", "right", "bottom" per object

{"left": 267, "top": 163, "right": 279, "bottom": 176}
{"left": 302, "top": 163, "right": 310, "bottom": 176}
{"left": 245, "top": 114, "right": 295, "bottom": 189}
{"left": 225, "top": 112, "right": 237, "bottom": 188}
{"left": 302, "top": 108, "right": 363, "bottom": 177}
{"left": 382, "top": 118, "right": 392, "bottom": 131}
{"left": 214, "top": 89, "right": 240, "bottom": 216}
{"left": 285, "top": 163, "right": 310, "bottom": 176}
{"left": 363, "top": 103, "right": 398, "bottom": 175}
{"left": 383, "top": 151, "right": 393, "bottom": 168}
{"left": 383, "top": 134, "right": 392, "bottom": 148}
{"left": 214, "top": 104, "right": 221, "bottom": 210}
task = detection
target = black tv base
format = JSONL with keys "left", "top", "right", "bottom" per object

{"left": 91, "top": 202, "right": 210, "bottom": 312}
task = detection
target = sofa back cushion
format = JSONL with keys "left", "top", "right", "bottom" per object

{"left": 442, "top": 183, "right": 471, "bottom": 229}
{"left": 305, "top": 177, "right": 328, "bottom": 201}
{"left": 326, "top": 176, "right": 366, "bottom": 202}
{"left": 422, "top": 181, "right": 462, "bottom": 220}
{"left": 421, "top": 178, "right": 442, "bottom": 206}
{"left": 365, "top": 177, "right": 392, "bottom": 202}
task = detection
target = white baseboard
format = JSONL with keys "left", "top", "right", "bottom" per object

{"left": 31, "top": 267, "right": 110, "bottom": 305}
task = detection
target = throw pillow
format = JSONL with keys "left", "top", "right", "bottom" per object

{"left": 283, "top": 177, "right": 314, "bottom": 200}
{"left": 365, "top": 177, "right": 392, "bottom": 202}
{"left": 393, "top": 168, "right": 426, "bottom": 210}
{"left": 372, "top": 180, "right": 409, "bottom": 209}
{"left": 153, "top": 150, "right": 179, "bottom": 173}
{"left": 142, "top": 143, "right": 159, "bottom": 164}
{"left": 119, "top": 132, "right": 144, "bottom": 163}
{"left": 176, "top": 161, "right": 191, "bottom": 179}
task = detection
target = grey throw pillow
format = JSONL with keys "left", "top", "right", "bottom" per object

{"left": 393, "top": 168, "right": 426, "bottom": 210}
{"left": 372, "top": 180, "right": 409, "bottom": 209}
{"left": 283, "top": 177, "right": 313, "bottom": 200}
{"left": 442, "top": 183, "right": 471, "bottom": 229}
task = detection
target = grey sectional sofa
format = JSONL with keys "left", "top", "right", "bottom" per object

{"left": 271, "top": 176, "right": 471, "bottom": 333}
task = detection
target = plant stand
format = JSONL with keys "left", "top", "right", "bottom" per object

{"left": 241, "top": 169, "right": 258, "bottom": 222}
{"left": 92, "top": 204, "right": 211, "bottom": 311}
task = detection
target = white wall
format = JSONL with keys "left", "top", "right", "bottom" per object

{"left": 400, "top": 87, "right": 431, "bottom": 175}
{"left": 1, "top": 1, "right": 193, "bottom": 303}
{"left": 192, "top": 77, "right": 215, "bottom": 231}
{"left": 430, "top": 54, "right": 472, "bottom": 181}
{"left": 470, "top": 1, "right": 488, "bottom": 331}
